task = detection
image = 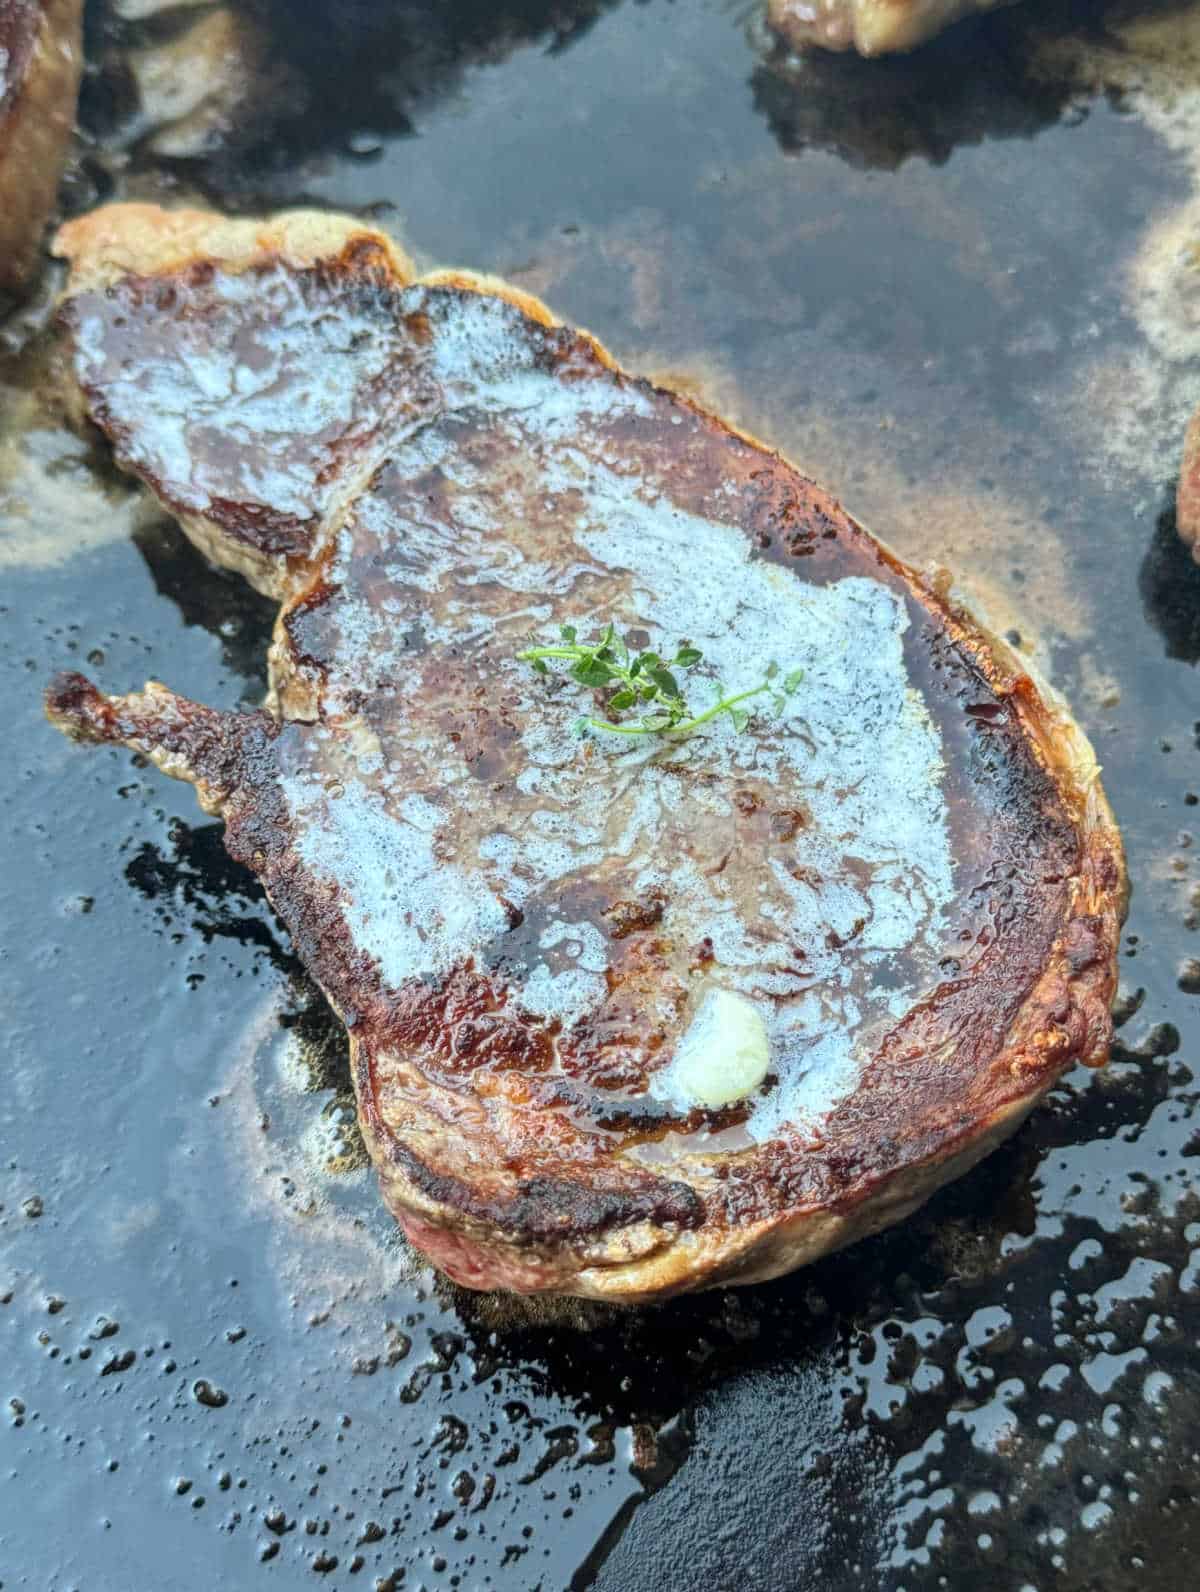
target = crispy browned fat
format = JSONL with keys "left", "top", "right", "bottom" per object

{"left": 45, "top": 203, "right": 1125, "bottom": 1302}
{"left": 0, "top": 0, "right": 82, "bottom": 298}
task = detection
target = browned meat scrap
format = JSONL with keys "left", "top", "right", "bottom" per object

{"left": 768, "top": 0, "right": 1018, "bottom": 56}
{"left": 0, "top": 0, "right": 82, "bottom": 299}
{"left": 1178, "top": 403, "right": 1200, "bottom": 562}
{"left": 46, "top": 203, "right": 1125, "bottom": 1302}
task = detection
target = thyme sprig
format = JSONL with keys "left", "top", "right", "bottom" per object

{"left": 517, "top": 623, "right": 803, "bottom": 740}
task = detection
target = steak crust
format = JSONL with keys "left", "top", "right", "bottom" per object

{"left": 46, "top": 203, "right": 1125, "bottom": 1302}
{"left": 0, "top": 0, "right": 82, "bottom": 298}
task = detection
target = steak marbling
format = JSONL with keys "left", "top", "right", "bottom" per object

{"left": 45, "top": 203, "right": 1125, "bottom": 1302}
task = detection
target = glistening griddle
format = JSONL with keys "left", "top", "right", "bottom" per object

{"left": 3, "top": 1, "right": 1199, "bottom": 1588}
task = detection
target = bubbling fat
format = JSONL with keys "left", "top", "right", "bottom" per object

{"left": 271, "top": 287, "right": 956, "bottom": 1146}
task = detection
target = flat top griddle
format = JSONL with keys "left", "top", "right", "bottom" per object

{"left": 3, "top": 2, "right": 1200, "bottom": 1588}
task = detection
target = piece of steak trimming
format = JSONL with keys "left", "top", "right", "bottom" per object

{"left": 767, "top": 0, "right": 1018, "bottom": 56}
{"left": 0, "top": 0, "right": 82, "bottom": 299}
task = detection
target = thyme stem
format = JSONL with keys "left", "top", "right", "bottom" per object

{"left": 517, "top": 622, "right": 802, "bottom": 742}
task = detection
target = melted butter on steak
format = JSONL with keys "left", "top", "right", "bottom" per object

{"left": 67, "top": 260, "right": 430, "bottom": 559}
{"left": 229, "top": 288, "right": 958, "bottom": 1145}
{"left": 661, "top": 989, "right": 771, "bottom": 1110}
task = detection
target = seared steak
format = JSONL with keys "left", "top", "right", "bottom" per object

{"left": 768, "top": 0, "right": 1017, "bottom": 55}
{"left": 46, "top": 203, "right": 1125, "bottom": 1301}
{"left": 0, "top": 0, "right": 82, "bottom": 299}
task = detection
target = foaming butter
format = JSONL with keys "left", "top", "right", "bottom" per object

{"left": 659, "top": 987, "right": 771, "bottom": 1110}
{"left": 270, "top": 290, "right": 957, "bottom": 1142}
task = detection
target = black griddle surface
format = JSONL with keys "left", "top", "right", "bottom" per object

{"left": 4, "top": 2, "right": 1200, "bottom": 1588}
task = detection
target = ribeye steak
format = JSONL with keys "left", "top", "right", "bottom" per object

{"left": 45, "top": 203, "right": 1125, "bottom": 1301}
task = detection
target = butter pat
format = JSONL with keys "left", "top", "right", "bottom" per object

{"left": 665, "top": 989, "right": 771, "bottom": 1110}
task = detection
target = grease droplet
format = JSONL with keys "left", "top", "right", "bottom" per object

{"left": 192, "top": 1379, "right": 229, "bottom": 1409}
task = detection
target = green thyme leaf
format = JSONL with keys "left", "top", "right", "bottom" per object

{"left": 646, "top": 666, "right": 681, "bottom": 701}
{"left": 572, "top": 657, "right": 615, "bottom": 687}
{"left": 519, "top": 626, "right": 802, "bottom": 742}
